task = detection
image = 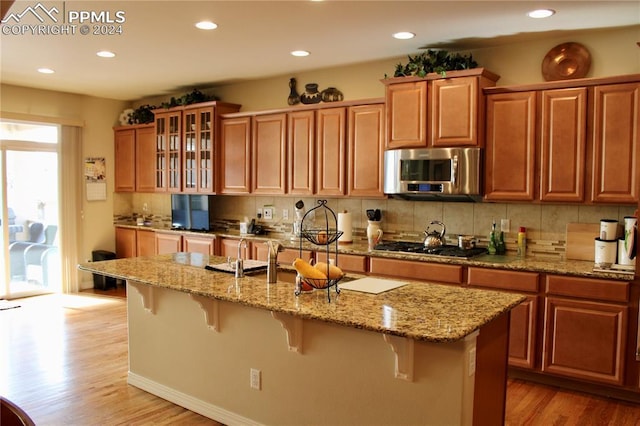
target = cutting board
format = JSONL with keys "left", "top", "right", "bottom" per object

{"left": 565, "top": 223, "right": 600, "bottom": 261}
{"left": 339, "top": 277, "right": 408, "bottom": 294}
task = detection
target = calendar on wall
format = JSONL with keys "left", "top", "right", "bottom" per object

{"left": 84, "top": 157, "right": 107, "bottom": 201}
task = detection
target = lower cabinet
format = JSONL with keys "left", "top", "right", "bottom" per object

{"left": 183, "top": 234, "right": 216, "bottom": 256}
{"left": 467, "top": 267, "right": 540, "bottom": 369}
{"left": 315, "top": 251, "right": 368, "bottom": 273}
{"left": 156, "top": 232, "right": 183, "bottom": 255}
{"left": 136, "top": 228, "right": 156, "bottom": 257}
{"left": 115, "top": 227, "right": 137, "bottom": 258}
{"left": 368, "top": 257, "right": 463, "bottom": 284}
{"left": 217, "top": 237, "right": 251, "bottom": 259}
{"left": 542, "top": 275, "right": 629, "bottom": 386}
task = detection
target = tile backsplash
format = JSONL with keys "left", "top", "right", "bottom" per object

{"left": 115, "top": 193, "right": 636, "bottom": 259}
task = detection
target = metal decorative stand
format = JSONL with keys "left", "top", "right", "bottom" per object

{"left": 295, "top": 200, "right": 342, "bottom": 302}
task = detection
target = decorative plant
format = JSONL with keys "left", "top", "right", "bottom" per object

{"left": 391, "top": 50, "right": 478, "bottom": 78}
{"left": 128, "top": 104, "right": 155, "bottom": 124}
{"left": 160, "top": 89, "right": 217, "bottom": 108}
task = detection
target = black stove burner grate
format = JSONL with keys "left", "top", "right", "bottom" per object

{"left": 373, "top": 241, "right": 486, "bottom": 258}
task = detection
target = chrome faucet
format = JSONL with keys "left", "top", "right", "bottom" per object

{"left": 266, "top": 240, "right": 282, "bottom": 283}
{"left": 235, "top": 238, "right": 247, "bottom": 278}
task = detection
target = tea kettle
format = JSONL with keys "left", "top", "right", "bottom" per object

{"left": 423, "top": 221, "right": 446, "bottom": 248}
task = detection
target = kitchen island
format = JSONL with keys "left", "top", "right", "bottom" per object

{"left": 79, "top": 253, "right": 525, "bottom": 426}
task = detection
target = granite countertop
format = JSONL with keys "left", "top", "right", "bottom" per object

{"left": 79, "top": 253, "right": 525, "bottom": 344}
{"left": 115, "top": 223, "right": 634, "bottom": 281}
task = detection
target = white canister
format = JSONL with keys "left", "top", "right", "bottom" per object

{"left": 594, "top": 237, "right": 617, "bottom": 267}
{"left": 599, "top": 219, "right": 618, "bottom": 241}
{"left": 617, "top": 238, "right": 634, "bottom": 266}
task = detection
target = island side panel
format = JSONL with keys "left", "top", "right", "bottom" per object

{"left": 126, "top": 284, "right": 478, "bottom": 426}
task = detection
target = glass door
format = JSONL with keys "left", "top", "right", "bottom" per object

{"left": 1, "top": 121, "right": 60, "bottom": 299}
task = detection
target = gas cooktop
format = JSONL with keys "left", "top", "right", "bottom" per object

{"left": 373, "top": 241, "right": 486, "bottom": 258}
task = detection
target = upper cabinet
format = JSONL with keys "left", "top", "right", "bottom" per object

{"left": 114, "top": 124, "right": 155, "bottom": 193}
{"left": 591, "top": 82, "right": 640, "bottom": 204}
{"left": 348, "top": 103, "right": 385, "bottom": 197}
{"left": 382, "top": 69, "right": 499, "bottom": 149}
{"left": 151, "top": 101, "right": 241, "bottom": 194}
{"left": 252, "top": 113, "right": 287, "bottom": 194}
{"left": 219, "top": 99, "right": 385, "bottom": 197}
{"left": 539, "top": 88, "right": 587, "bottom": 202}
{"left": 220, "top": 116, "right": 251, "bottom": 194}
{"left": 484, "top": 91, "right": 537, "bottom": 201}
{"left": 484, "top": 75, "right": 640, "bottom": 204}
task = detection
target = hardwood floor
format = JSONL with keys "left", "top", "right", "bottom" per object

{"left": 2, "top": 292, "right": 640, "bottom": 425}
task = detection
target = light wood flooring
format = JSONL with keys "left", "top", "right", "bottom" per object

{"left": 2, "top": 291, "right": 640, "bottom": 425}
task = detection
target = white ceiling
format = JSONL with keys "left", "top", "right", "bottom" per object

{"left": 1, "top": 1, "right": 639, "bottom": 101}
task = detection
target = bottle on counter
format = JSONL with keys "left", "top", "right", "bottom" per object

{"left": 487, "top": 221, "right": 497, "bottom": 255}
{"left": 496, "top": 231, "right": 506, "bottom": 255}
{"left": 517, "top": 227, "right": 527, "bottom": 257}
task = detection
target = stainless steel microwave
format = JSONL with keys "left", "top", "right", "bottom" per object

{"left": 383, "top": 147, "right": 482, "bottom": 201}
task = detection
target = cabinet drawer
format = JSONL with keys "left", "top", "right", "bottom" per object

{"left": 278, "top": 248, "right": 313, "bottom": 265}
{"left": 369, "top": 257, "right": 462, "bottom": 284}
{"left": 546, "top": 275, "right": 629, "bottom": 303}
{"left": 467, "top": 267, "right": 539, "bottom": 293}
{"left": 315, "top": 252, "right": 368, "bottom": 273}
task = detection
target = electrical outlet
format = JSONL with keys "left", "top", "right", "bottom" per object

{"left": 500, "top": 219, "right": 511, "bottom": 233}
{"left": 250, "top": 368, "right": 261, "bottom": 390}
{"left": 282, "top": 209, "right": 289, "bottom": 220}
{"left": 263, "top": 207, "right": 273, "bottom": 220}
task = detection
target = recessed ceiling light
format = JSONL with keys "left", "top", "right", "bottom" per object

{"left": 291, "top": 50, "right": 310, "bottom": 57}
{"left": 37, "top": 68, "right": 54, "bottom": 74}
{"left": 393, "top": 32, "right": 415, "bottom": 40}
{"left": 96, "top": 50, "right": 116, "bottom": 58}
{"left": 527, "top": 9, "right": 555, "bottom": 18}
{"left": 195, "top": 21, "right": 218, "bottom": 30}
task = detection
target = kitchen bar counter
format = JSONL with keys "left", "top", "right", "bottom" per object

{"left": 79, "top": 252, "right": 524, "bottom": 343}
{"left": 79, "top": 253, "right": 523, "bottom": 425}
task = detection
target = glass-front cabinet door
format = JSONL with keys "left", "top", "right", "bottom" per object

{"left": 154, "top": 108, "right": 182, "bottom": 192}
{"left": 182, "top": 106, "right": 215, "bottom": 193}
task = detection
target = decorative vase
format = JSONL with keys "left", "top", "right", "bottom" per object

{"left": 300, "top": 83, "right": 322, "bottom": 104}
{"left": 321, "top": 87, "right": 344, "bottom": 103}
{"left": 287, "top": 78, "right": 300, "bottom": 106}
{"left": 366, "top": 220, "right": 383, "bottom": 251}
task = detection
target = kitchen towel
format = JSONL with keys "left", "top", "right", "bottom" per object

{"left": 337, "top": 211, "right": 352, "bottom": 244}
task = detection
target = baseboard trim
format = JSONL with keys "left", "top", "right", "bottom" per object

{"left": 127, "top": 372, "right": 263, "bottom": 426}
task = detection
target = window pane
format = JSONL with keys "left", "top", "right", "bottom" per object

{"left": 0, "top": 122, "right": 58, "bottom": 144}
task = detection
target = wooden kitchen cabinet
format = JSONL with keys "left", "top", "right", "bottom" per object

{"left": 183, "top": 234, "right": 216, "bottom": 256}
{"left": 467, "top": 267, "right": 540, "bottom": 369}
{"left": 287, "top": 110, "right": 315, "bottom": 195}
{"left": 542, "top": 275, "right": 629, "bottom": 386}
{"left": 134, "top": 124, "right": 157, "bottom": 192}
{"left": 383, "top": 69, "right": 498, "bottom": 149}
{"left": 115, "top": 124, "right": 156, "bottom": 193}
{"left": 115, "top": 227, "right": 137, "bottom": 258}
{"left": 315, "top": 251, "right": 368, "bottom": 274}
{"left": 154, "top": 108, "right": 182, "bottom": 192}
{"left": 156, "top": 231, "right": 182, "bottom": 254}
{"left": 539, "top": 88, "right": 587, "bottom": 202}
{"left": 217, "top": 237, "right": 251, "bottom": 259}
{"left": 590, "top": 82, "right": 640, "bottom": 204}
{"left": 182, "top": 105, "right": 217, "bottom": 193}
{"left": 316, "top": 107, "right": 346, "bottom": 196}
{"left": 114, "top": 127, "right": 136, "bottom": 192}
{"left": 219, "top": 116, "right": 251, "bottom": 194}
{"left": 384, "top": 80, "right": 427, "bottom": 148}
{"left": 430, "top": 76, "right": 484, "bottom": 147}
{"left": 348, "top": 103, "right": 385, "bottom": 197}
{"left": 136, "top": 228, "right": 156, "bottom": 257}
{"left": 369, "top": 257, "right": 463, "bottom": 284}
{"left": 484, "top": 91, "right": 537, "bottom": 201}
{"left": 252, "top": 113, "right": 287, "bottom": 194}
